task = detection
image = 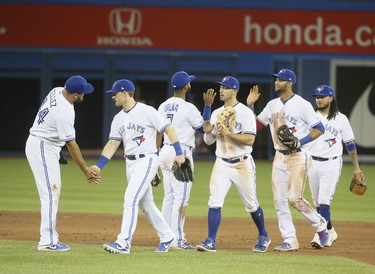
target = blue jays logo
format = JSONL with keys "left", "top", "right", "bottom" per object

{"left": 289, "top": 126, "right": 297, "bottom": 133}
{"left": 316, "top": 86, "right": 324, "bottom": 92}
{"left": 132, "top": 135, "right": 145, "bottom": 146}
{"left": 325, "top": 138, "right": 337, "bottom": 147}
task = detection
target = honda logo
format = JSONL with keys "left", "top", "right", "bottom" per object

{"left": 109, "top": 8, "right": 142, "bottom": 35}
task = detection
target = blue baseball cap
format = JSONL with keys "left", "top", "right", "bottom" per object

{"left": 64, "top": 75, "right": 94, "bottom": 94}
{"left": 272, "top": 69, "right": 296, "bottom": 84}
{"left": 106, "top": 79, "right": 135, "bottom": 93}
{"left": 216, "top": 76, "right": 240, "bottom": 90}
{"left": 312, "top": 85, "right": 335, "bottom": 97}
{"left": 172, "top": 71, "right": 196, "bottom": 88}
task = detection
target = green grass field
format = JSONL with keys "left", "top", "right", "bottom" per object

{"left": 1, "top": 157, "right": 374, "bottom": 273}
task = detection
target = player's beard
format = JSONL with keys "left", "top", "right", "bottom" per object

{"left": 317, "top": 104, "right": 329, "bottom": 112}
{"left": 75, "top": 95, "right": 84, "bottom": 104}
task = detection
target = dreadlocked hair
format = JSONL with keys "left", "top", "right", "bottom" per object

{"left": 327, "top": 98, "right": 339, "bottom": 120}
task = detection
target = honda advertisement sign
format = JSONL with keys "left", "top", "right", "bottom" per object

{"left": 1, "top": 4, "right": 375, "bottom": 54}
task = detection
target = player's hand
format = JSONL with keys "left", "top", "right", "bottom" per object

{"left": 216, "top": 124, "right": 231, "bottom": 136}
{"left": 247, "top": 85, "right": 260, "bottom": 105}
{"left": 203, "top": 88, "right": 216, "bottom": 107}
{"left": 85, "top": 166, "right": 101, "bottom": 184}
{"left": 174, "top": 155, "right": 186, "bottom": 167}
{"left": 203, "top": 121, "right": 214, "bottom": 133}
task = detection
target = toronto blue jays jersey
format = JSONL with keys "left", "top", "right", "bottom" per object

{"left": 158, "top": 97, "right": 204, "bottom": 148}
{"left": 257, "top": 94, "right": 321, "bottom": 151}
{"left": 210, "top": 102, "right": 256, "bottom": 158}
{"left": 29, "top": 87, "right": 75, "bottom": 146}
{"left": 109, "top": 102, "right": 170, "bottom": 155}
{"left": 308, "top": 111, "right": 355, "bottom": 158}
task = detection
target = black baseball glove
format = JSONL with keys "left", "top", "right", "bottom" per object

{"left": 276, "top": 125, "right": 300, "bottom": 150}
{"left": 59, "top": 150, "right": 68, "bottom": 165}
{"left": 151, "top": 168, "right": 162, "bottom": 187}
{"left": 172, "top": 158, "right": 193, "bottom": 182}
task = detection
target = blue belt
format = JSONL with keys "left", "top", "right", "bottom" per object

{"left": 125, "top": 154, "right": 146, "bottom": 160}
{"left": 312, "top": 156, "right": 338, "bottom": 161}
{"left": 221, "top": 155, "right": 248, "bottom": 164}
{"left": 278, "top": 148, "right": 301, "bottom": 155}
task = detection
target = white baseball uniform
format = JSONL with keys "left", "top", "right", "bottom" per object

{"left": 308, "top": 112, "right": 354, "bottom": 206}
{"left": 203, "top": 103, "right": 259, "bottom": 212}
{"left": 257, "top": 94, "right": 326, "bottom": 244}
{"left": 157, "top": 97, "right": 204, "bottom": 244}
{"left": 108, "top": 102, "right": 174, "bottom": 250}
{"left": 25, "top": 87, "right": 75, "bottom": 250}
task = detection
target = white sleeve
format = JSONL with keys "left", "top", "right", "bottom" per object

{"left": 341, "top": 114, "right": 355, "bottom": 143}
{"left": 203, "top": 133, "right": 216, "bottom": 145}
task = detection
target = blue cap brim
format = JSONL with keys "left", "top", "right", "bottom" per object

{"left": 189, "top": 75, "right": 196, "bottom": 82}
{"left": 82, "top": 83, "right": 94, "bottom": 94}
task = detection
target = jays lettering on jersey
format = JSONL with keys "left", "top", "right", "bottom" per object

{"left": 29, "top": 88, "right": 76, "bottom": 146}
{"left": 308, "top": 112, "right": 355, "bottom": 158}
{"left": 210, "top": 103, "right": 256, "bottom": 159}
{"left": 108, "top": 102, "right": 170, "bottom": 155}
{"left": 158, "top": 97, "right": 204, "bottom": 148}
{"left": 257, "top": 94, "right": 320, "bottom": 151}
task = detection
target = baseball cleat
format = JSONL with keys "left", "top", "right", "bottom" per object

{"left": 38, "top": 242, "right": 70, "bottom": 252}
{"left": 155, "top": 238, "right": 174, "bottom": 253}
{"left": 103, "top": 243, "right": 130, "bottom": 254}
{"left": 176, "top": 240, "right": 196, "bottom": 250}
{"left": 252, "top": 235, "right": 271, "bottom": 253}
{"left": 274, "top": 242, "right": 299, "bottom": 252}
{"left": 325, "top": 227, "right": 338, "bottom": 247}
{"left": 318, "top": 229, "right": 329, "bottom": 246}
{"left": 310, "top": 233, "right": 322, "bottom": 249}
{"left": 196, "top": 237, "right": 216, "bottom": 252}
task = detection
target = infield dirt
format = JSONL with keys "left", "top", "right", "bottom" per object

{"left": 1, "top": 211, "right": 374, "bottom": 266}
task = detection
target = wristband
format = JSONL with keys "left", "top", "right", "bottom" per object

{"left": 346, "top": 143, "right": 356, "bottom": 151}
{"left": 83, "top": 167, "right": 89, "bottom": 174}
{"left": 172, "top": 141, "right": 183, "bottom": 156}
{"left": 202, "top": 106, "right": 211, "bottom": 121}
{"left": 300, "top": 134, "right": 313, "bottom": 146}
{"left": 96, "top": 155, "right": 109, "bottom": 169}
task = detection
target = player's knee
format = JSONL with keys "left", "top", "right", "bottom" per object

{"left": 274, "top": 198, "right": 288, "bottom": 210}
{"left": 288, "top": 197, "right": 303, "bottom": 209}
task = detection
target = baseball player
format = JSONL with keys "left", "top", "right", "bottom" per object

{"left": 247, "top": 69, "right": 329, "bottom": 251}
{"left": 308, "top": 85, "right": 363, "bottom": 248}
{"left": 25, "top": 75, "right": 99, "bottom": 252}
{"left": 91, "top": 79, "right": 185, "bottom": 254}
{"left": 196, "top": 76, "right": 271, "bottom": 253}
{"left": 157, "top": 71, "right": 215, "bottom": 250}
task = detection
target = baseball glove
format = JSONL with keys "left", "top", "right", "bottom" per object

{"left": 276, "top": 125, "right": 300, "bottom": 150}
{"left": 349, "top": 171, "right": 367, "bottom": 195}
{"left": 151, "top": 168, "right": 162, "bottom": 187}
{"left": 172, "top": 158, "right": 193, "bottom": 182}
{"left": 59, "top": 151, "right": 68, "bottom": 165}
{"left": 216, "top": 106, "right": 236, "bottom": 131}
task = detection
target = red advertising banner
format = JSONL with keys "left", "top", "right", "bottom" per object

{"left": 1, "top": 4, "right": 375, "bottom": 54}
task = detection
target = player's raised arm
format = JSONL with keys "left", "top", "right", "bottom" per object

{"left": 246, "top": 85, "right": 260, "bottom": 111}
